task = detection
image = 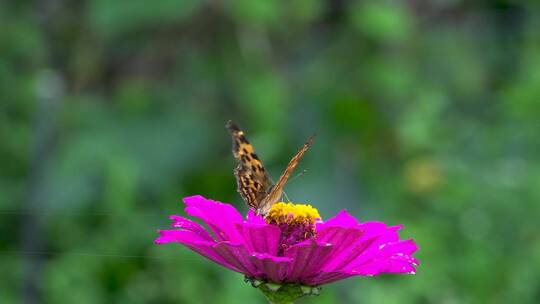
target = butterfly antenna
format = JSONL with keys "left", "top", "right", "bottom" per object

{"left": 280, "top": 169, "right": 308, "bottom": 203}
{"left": 289, "top": 169, "right": 308, "bottom": 183}
{"left": 282, "top": 191, "right": 292, "bottom": 203}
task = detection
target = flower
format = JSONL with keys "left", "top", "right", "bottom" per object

{"left": 155, "top": 195, "right": 418, "bottom": 302}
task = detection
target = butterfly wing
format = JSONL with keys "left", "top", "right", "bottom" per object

{"left": 258, "top": 135, "right": 315, "bottom": 215}
{"left": 226, "top": 121, "right": 273, "bottom": 210}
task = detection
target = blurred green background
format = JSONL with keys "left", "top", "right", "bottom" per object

{"left": 1, "top": 1, "right": 540, "bottom": 303}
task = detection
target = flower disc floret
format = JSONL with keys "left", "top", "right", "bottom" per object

{"left": 265, "top": 202, "right": 320, "bottom": 226}
{"left": 265, "top": 202, "right": 321, "bottom": 255}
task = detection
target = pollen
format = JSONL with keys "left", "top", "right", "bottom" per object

{"left": 265, "top": 202, "right": 321, "bottom": 255}
{"left": 266, "top": 202, "right": 320, "bottom": 226}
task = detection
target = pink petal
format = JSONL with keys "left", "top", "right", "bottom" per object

{"left": 249, "top": 253, "right": 292, "bottom": 283}
{"left": 375, "top": 252, "right": 418, "bottom": 274}
{"left": 246, "top": 209, "right": 266, "bottom": 224}
{"left": 308, "top": 270, "right": 354, "bottom": 285}
{"left": 321, "top": 222, "right": 393, "bottom": 272}
{"left": 339, "top": 231, "right": 403, "bottom": 271}
{"left": 358, "top": 222, "right": 398, "bottom": 240}
{"left": 353, "top": 258, "right": 417, "bottom": 276}
{"left": 284, "top": 240, "right": 333, "bottom": 282}
{"left": 210, "top": 242, "right": 260, "bottom": 277}
{"left": 169, "top": 215, "right": 214, "bottom": 242}
{"left": 155, "top": 229, "right": 210, "bottom": 245}
{"left": 315, "top": 226, "right": 364, "bottom": 265}
{"left": 317, "top": 210, "right": 359, "bottom": 229}
{"left": 235, "top": 223, "right": 281, "bottom": 255}
{"left": 309, "top": 240, "right": 419, "bottom": 284}
{"left": 347, "top": 239, "right": 419, "bottom": 275}
{"left": 154, "top": 230, "right": 241, "bottom": 272}
{"left": 183, "top": 195, "right": 244, "bottom": 242}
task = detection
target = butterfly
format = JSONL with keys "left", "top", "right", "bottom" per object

{"left": 226, "top": 121, "right": 314, "bottom": 215}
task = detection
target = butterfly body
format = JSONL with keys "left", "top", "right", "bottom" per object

{"left": 226, "top": 121, "right": 313, "bottom": 215}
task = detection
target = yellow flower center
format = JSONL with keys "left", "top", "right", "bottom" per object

{"left": 266, "top": 202, "right": 321, "bottom": 255}
{"left": 265, "top": 202, "right": 320, "bottom": 226}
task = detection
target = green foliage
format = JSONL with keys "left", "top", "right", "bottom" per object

{"left": 1, "top": 1, "right": 539, "bottom": 303}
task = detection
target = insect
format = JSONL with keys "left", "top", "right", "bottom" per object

{"left": 226, "top": 121, "right": 314, "bottom": 215}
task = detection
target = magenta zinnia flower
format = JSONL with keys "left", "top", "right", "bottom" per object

{"left": 155, "top": 195, "right": 418, "bottom": 303}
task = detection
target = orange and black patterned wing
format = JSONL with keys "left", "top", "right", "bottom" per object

{"left": 226, "top": 121, "right": 273, "bottom": 210}
{"left": 258, "top": 135, "right": 314, "bottom": 214}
